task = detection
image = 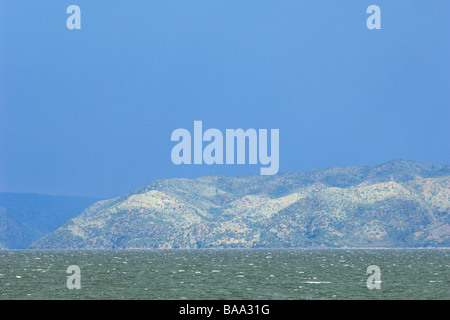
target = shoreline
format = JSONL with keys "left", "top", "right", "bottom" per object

{"left": 2, "top": 247, "right": 450, "bottom": 251}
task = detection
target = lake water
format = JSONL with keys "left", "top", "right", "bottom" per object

{"left": 0, "top": 249, "right": 448, "bottom": 300}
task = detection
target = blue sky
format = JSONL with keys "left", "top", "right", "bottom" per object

{"left": 0, "top": 1, "right": 449, "bottom": 198}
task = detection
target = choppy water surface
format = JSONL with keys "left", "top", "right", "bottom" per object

{"left": 0, "top": 249, "right": 448, "bottom": 300}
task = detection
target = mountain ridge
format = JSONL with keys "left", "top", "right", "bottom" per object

{"left": 30, "top": 160, "right": 450, "bottom": 249}
{"left": 0, "top": 193, "right": 99, "bottom": 249}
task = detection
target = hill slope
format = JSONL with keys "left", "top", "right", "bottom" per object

{"left": 31, "top": 160, "right": 450, "bottom": 249}
{"left": 0, "top": 193, "right": 98, "bottom": 248}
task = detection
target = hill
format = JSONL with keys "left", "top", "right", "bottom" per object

{"left": 0, "top": 193, "right": 98, "bottom": 248}
{"left": 31, "top": 160, "right": 450, "bottom": 249}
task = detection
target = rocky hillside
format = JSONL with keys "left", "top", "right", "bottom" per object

{"left": 31, "top": 160, "right": 450, "bottom": 249}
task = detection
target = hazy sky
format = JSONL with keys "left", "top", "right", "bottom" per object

{"left": 0, "top": 1, "right": 449, "bottom": 198}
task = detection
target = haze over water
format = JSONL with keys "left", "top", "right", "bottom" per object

{"left": 0, "top": 249, "right": 448, "bottom": 300}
